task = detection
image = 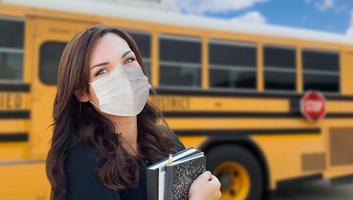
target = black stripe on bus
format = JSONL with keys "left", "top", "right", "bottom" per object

{"left": 277, "top": 173, "right": 323, "bottom": 188}
{"left": 163, "top": 111, "right": 302, "bottom": 118}
{"left": 0, "top": 111, "right": 30, "bottom": 119}
{"left": 0, "top": 83, "right": 30, "bottom": 92}
{"left": 153, "top": 88, "right": 353, "bottom": 100}
{"left": 0, "top": 133, "right": 28, "bottom": 142}
{"left": 163, "top": 111, "right": 353, "bottom": 118}
{"left": 326, "top": 113, "right": 353, "bottom": 118}
{"left": 331, "top": 174, "right": 353, "bottom": 186}
{"left": 290, "top": 98, "right": 353, "bottom": 118}
{"left": 173, "top": 128, "right": 321, "bottom": 136}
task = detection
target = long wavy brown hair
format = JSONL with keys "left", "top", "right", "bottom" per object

{"left": 46, "top": 24, "right": 176, "bottom": 200}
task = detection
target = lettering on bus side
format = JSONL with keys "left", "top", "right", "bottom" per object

{"left": 0, "top": 93, "right": 23, "bottom": 110}
{"left": 150, "top": 96, "right": 190, "bottom": 110}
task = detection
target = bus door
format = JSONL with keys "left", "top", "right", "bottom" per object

{"left": 0, "top": 16, "right": 34, "bottom": 200}
{"left": 30, "top": 16, "right": 94, "bottom": 159}
{"left": 325, "top": 49, "right": 353, "bottom": 183}
{"left": 0, "top": 15, "right": 95, "bottom": 200}
{"left": 0, "top": 17, "right": 28, "bottom": 160}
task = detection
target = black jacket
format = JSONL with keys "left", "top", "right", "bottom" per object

{"left": 64, "top": 127, "right": 185, "bottom": 200}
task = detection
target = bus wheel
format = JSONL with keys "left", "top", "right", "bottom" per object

{"left": 206, "top": 145, "right": 263, "bottom": 200}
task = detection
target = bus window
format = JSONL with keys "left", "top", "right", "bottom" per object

{"left": 128, "top": 32, "right": 151, "bottom": 76}
{"left": 39, "top": 42, "right": 66, "bottom": 85}
{"left": 209, "top": 40, "right": 256, "bottom": 90}
{"left": 159, "top": 34, "right": 201, "bottom": 88}
{"left": 0, "top": 18, "right": 24, "bottom": 81}
{"left": 264, "top": 46, "right": 296, "bottom": 91}
{"left": 303, "top": 50, "right": 340, "bottom": 93}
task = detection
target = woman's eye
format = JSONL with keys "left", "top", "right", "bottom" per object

{"left": 95, "top": 69, "right": 109, "bottom": 77}
{"left": 125, "top": 56, "right": 136, "bottom": 64}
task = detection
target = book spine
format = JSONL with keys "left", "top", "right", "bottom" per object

{"left": 146, "top": 169, "right": 159, "bottom": 200}
{"left": 164, "top": 165, "right": 175, "bottom": 200}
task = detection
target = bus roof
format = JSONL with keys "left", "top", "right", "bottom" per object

{"left": 3, "top": 0, "right": 353, "bottom": 45}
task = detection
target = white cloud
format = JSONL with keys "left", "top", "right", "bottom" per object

{"left": 347, "top": 10, "right": 353, "bottom": 36}
{"left": 305, "top": 0, "right": 335, "bottom": 11}
{"left": 333, "top": 3, "right": 349, "bottom": 14}
{"left": 316, "top": 0, "right": 335, "bottom": 11}
{"left": 230, "top": 11, "right": 266, "bottom": 24}
{"left": 171, "top": 0, "right": 268, "bottom": 14}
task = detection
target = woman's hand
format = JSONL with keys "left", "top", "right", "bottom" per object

{"left": 189, "top": 171, "right": 221, "bottom": 200}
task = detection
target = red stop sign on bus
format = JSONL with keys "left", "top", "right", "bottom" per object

{"left": 300, "top": 90, "right": 326, "bottom": 122}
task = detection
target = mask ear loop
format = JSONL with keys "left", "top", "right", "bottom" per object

{"left": 89, "top": 100, "right": 99, "bottom": 108}
{"left": 88, "top": 96, "right": 100, "bottom": 110}
{"left": 87, "top": 83, "right": 100, "bottom": 110}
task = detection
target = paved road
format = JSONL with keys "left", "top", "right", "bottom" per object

{"left": 265, "top": 180, "right": 353, "bottom": 200}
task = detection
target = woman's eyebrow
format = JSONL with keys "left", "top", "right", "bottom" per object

{"left": 90, "top": 50, "right": 132, "bottom": 70}
{"left": 90, "top": 62, "right": 109, "bottom": 70}
{"left": 122, "top": 50, "right": 132, "bottom": 59}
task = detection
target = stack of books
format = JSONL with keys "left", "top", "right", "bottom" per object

{"left": 146, "top": 147, "right": 206, "bottom": 200}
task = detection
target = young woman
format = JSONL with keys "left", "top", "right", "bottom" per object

{"left": 46, "top": 24, "right": 221, "bottom": 200}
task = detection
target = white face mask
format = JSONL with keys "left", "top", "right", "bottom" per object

{"left": 89, "top": 64, "right": 152, "bottom": 116}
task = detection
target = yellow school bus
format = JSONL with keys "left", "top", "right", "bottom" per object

{"left": 1, "top": 0, "right": 353, "bottom": 199}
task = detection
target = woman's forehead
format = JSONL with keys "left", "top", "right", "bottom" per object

{"left": 89, "top": 33, "right": 131, "bottom": 66}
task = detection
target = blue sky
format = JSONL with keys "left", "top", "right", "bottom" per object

{"left": 171, "top": 0, "right": 353, "bottom": 36}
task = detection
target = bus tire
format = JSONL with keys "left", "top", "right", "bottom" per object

{"left": 206, "top": 144, "right": 264, "bottom": 200}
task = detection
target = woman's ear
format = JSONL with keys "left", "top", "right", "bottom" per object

{"left": 74, "top": 90, "right": 90, "bottom": 102}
